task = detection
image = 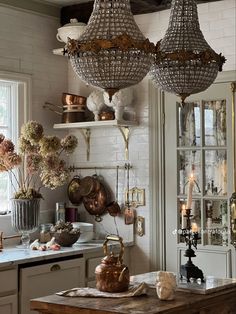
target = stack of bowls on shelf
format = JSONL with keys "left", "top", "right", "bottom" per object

{"left": 61, "top": 93, "right": 87, "bottom": 123}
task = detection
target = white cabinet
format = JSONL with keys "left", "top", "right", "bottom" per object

{"left": 0, "top": 267, "right": 17, "bottom": 314}
{"left": 0, "top": 294, "right": 17, "bottom": 314}
{"left": 19, "top": 257, "right": 85, "bottom": 314}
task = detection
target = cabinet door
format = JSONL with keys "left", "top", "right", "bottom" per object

{"left": 165, "top": 81, "right": 233, "bottom": 274}
{"left": 20, "top": 257, "right": 85, "bottom": 314}
{"left": 0, "top": 294, "right": 17, "bottom": 314}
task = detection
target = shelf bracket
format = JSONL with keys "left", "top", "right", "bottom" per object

{"left": 118, "top": 126, "right": 130, "bottom": 160}
{"left": 79, "top": 128, "right": 91, "bottom": 161}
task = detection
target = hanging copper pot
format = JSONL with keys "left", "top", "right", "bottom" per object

{"left": 79, "top": 175, "right": 101, "bottom": 198}
{"left": 83, "top": 182, "right": 107, "bottom": 219}
{"left": 67, "top": 176, "right": 83, "bottom": 206}
{"left": 95, "top": 235, "right": 129, "bottom": 293}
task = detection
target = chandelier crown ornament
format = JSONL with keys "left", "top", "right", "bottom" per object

{"left": 66, "top": 0, "right": 155, "bottom": 101}
{"left": 150, "top": 0, "right": 226, "bottom": 104}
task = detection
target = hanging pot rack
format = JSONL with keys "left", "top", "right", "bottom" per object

{"left": 68, "top": 163, "right": 132, "bottom": 172}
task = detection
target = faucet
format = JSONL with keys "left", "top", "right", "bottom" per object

{"left": 0, "top": 232, "right": 21, "bottom": 251}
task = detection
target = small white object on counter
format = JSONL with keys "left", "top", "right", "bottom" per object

{"left": 72, "top": 222, "right": 93, "bottom": 243}
{"left": 156, "top": 271, "right": 177, "bottom": 300}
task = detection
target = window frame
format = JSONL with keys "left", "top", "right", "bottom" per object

{"left": 0, "top": 71, "right": 31, "bottom": 214}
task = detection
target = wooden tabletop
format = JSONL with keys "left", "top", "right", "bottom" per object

{"left": 31, "top": 285, "right": 236, "bottom": 314}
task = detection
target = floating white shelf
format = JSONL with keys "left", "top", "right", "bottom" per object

{"left": 53, "top": 119, "right": 137, "bottom": 129}
{"left": 54, "top": 120, "right": 138, "bottom": 161}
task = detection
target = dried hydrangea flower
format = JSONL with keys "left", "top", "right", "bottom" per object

{"left": 18, "top": 136, "right": 39, "bottom": 154}
{"left": 0, "top": 139, "right": 15, "bottom": 154}
{"left": 40, "top": 168, "right": 69, "bottom": 189}
{"left": 7, "top": 153, "right": 22, "bottom": 168}
{"left": 43, "top": 153, "right": 60, "bottom": 170}
{"left": 26, "top": 153, "right": 42, "bottom": 174}
{"left": 61, "top": 135, "right": 78, "bottom": 154}
{"left": 21, "top": 121, "right": 44, "bottom": 144}
{"left": 14, "top": 188, "right": 42, "bottom": 199}
{"left": 40, "top": 136, "right": 61, "bottom": 155}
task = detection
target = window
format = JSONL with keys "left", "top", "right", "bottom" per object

{"left": 0, "top": 72, "right": 30, "bottom": 214}
{"left": 0, "top": 80, "right": 18, "bottom": 213}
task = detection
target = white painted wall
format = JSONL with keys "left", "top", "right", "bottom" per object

{"left": 68, "top": 0, "right": 236, "bottom": 274}
{"left": 0, "top": 5, "right": 68, "bottom": 234}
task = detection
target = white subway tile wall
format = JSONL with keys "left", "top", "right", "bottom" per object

{"left": 0, "top": 6, "right": 68, "bottom": 214}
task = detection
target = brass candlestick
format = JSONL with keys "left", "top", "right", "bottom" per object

{"left": 180, "top": 208, "right": 204, "bottom": 282}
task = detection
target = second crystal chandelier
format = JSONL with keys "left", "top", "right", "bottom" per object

{"left": 66, "top": 0, "right": 155, "bottom": 100}
{"left": 150, "top": 0, "right": 226, "bottom": 104}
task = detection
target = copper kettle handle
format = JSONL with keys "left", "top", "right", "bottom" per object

{"left": 103, "top": 235, "right": 124, "bottom": 263}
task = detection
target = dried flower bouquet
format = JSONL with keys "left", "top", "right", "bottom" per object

{"left": 0, "top": 121, "right": 78, "bottom": 199}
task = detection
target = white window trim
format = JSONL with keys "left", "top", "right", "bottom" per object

{"left": 0, "top": 71, "right": 32, "bottom": 127}
{"left": 0, "top": 71, "right": 32, "bottom": 214}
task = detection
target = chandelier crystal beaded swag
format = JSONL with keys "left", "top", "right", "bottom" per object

{"left": 66, "top": 0, "right": 155, "bottom": 100}
{"left": 150, "top": 0, "right": 226, "bottom": 104}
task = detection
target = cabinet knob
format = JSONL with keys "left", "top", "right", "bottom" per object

{"left": 50, "top": 264, "right": 61, "bottom": 271}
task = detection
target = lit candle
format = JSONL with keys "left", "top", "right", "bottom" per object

{"left": 181, "top": 204, "right": 187, "bottom": 229}
{"left": 191, "top": 222, "right": 198, "bottom": 233}
{"left": 187, "top": 173, "right": 194, "bottom": 209}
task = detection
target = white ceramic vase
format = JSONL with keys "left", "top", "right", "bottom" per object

{"left": 103, "top": 88, "right": 133, "bottom": 120}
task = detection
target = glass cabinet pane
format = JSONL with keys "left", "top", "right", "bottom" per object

{"left": 178, "top": 150, "right": 201, "bottom": 195}
{"left": 179, "top": 199, "right": 201, "bottom": 244}
{"left": 204, "top": 200, "right": 228, "bottom": 246}
{"left": 204, "top": 99, "right": 226, "bottom": 146}
{"left": 178, "top": 101, "right": 201, "bottom": 147}
{"left": 205, "top": 150, "right": 227, "bottom": 196}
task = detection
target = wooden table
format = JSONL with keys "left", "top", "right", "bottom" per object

{"left": 31, "top": 284, "right": 236, "bottom": 314}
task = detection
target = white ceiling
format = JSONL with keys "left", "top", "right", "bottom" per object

{"left": 36, "top": 0, "right": 91, "bottom": 6}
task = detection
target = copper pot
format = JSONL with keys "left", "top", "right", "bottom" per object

{"left": 67, "top": 176, "right": 83, "bottom": 206}
{"left": 62, "top": 93, "right": 86, "bottom": 108}
{"left": 83, "top": 182, "right": 107, "bottom": 218}
{"left": 43, "top": 103, "right": 85, "bottom": 123}
{"left": 79, "top": 175, "right": 101, "bottom": 198}
{"left": 95, "top": 235, "right": 129, "bottom": 293}
{"left": 99, "top": 111, "right": 115, "bottom": 121}
{"left": 62, "top": 110, "right": 85, "bottom": 123}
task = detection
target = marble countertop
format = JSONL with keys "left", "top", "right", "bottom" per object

{"left": 0, "top": 240, "right": 133, "bottom": 268}
{"left": 131, "top": 271, "right": 236, "bottom": 294}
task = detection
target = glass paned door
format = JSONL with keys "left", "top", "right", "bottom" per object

{"left": 164, "top": 81, "right": 233, "bottom": 273}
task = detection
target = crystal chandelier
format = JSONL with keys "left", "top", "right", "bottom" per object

{"left": 66, "top": 0, "right": 155, "bottom": 100}
{"left": 150, "top": 0, "right": 226, "bottom": 104}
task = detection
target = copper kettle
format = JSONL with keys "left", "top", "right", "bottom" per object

{"left": 95, "top": 235, "right": 129, "bottom": 293}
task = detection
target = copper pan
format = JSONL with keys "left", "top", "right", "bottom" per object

{"left": 67, "top": 176, "right": 83, "bottom": 206}
{"left": 62, "top": 93, "right": 87, "bottom": 107}
{"left": 43, "top": 104, "right": 85, "bottom": 123}
{"left": 83, "top": 182, "right": 107, "bottom": 218}
{"left": 79, "top": 176, "right": 101, "bottom": 198}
